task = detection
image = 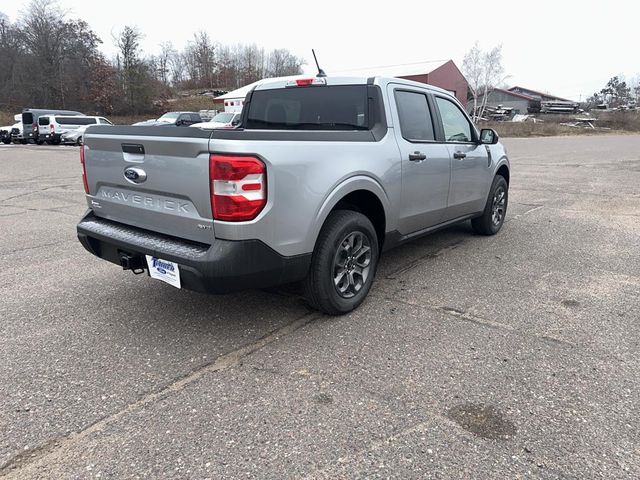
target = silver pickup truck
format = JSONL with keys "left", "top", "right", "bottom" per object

{"left": 77, "top": 76, "right": 510, "bottom": 314}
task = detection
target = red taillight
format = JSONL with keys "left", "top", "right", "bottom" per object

{"left": 296, "top": 78, "right": 314, "bottom": 86}
{"left": 209, "top": 155, "right": 266, "bottom": 221}
{"left": 80, "top": 145, "right": 89, "bottom": 194}
{"left": 32, "top": 123, "right": 37, "bottom": 132}
{"left": 50, "top": 124, "right": 55, "bottom": 133}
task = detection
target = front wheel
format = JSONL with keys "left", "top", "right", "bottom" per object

{"left": 303, "top": 210, "right": 379, "bottom": 315}
{"left": 471, "top": 175, "right": 509, "bottom": 235}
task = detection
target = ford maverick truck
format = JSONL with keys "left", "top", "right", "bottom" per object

{"left": 77, "top": 76, "right": 510, "bottom": 314}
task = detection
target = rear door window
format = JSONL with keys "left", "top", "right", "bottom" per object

{"left": 22, "top": 112, "right": 34, "bottom": 124}
{"left": 38, "top": 116, "right": 50, "bottom": 126}
{"left": 394, "top": 90, "right": 435, "bottom": 142}
{"left": 246, "top": 85, "right": 368, "bottom": 130}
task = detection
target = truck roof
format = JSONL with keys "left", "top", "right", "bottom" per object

{"left": 252, "top": 75, "right": 455, "bottom": 99}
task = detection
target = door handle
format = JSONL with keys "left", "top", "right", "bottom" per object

{"left": 453, "top": 151, "right": 466, "bottom": 159}
{"left": 409, "top": 152, "right": 427, "bottom": 162}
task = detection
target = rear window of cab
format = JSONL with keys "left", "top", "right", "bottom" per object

{"left": 245, "top": 85, "right": 368, "bottom": 131}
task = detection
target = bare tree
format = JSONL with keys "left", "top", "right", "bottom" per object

{"left": 462, "top": 43, "right": 505, "bottom": 121}
{"left": 115, "top": 26, "right": 152, "bottom": 114}
{"left": 266, "top": 49, "right": 305, "bottom": 78}
{"left": 169, "top": 51, "right": 187, "bottom": 86}
{"left": 19, "top": 0, "right": 68, "bottom": 106}
{"left": 156, "top": 41, "right": 175, "bottom": 86}
{"left": 187, "top": 31, "right": 215, "bottom": 88}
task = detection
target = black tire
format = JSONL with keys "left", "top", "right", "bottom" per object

{"left": 36, "top": 139, "right": 45, "bottom": 145}
{"left": 471, "top": 175, "right": 508, "bottom": 235}
{"left": 76, "top": 136, "right": 83, "bottom": 146}
{"left": 19, "top": 139, "right": 27, "bottom": 145}
{"left": 303, "top": 210, "right": 379, "bottom": 315}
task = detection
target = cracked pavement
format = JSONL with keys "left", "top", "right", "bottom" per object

{"left": 1, "top": 137, "right": 639, "bottom": 479}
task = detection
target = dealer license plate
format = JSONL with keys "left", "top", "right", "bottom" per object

{"left": 145, "top": 256, "right": 181, "bottom": 289}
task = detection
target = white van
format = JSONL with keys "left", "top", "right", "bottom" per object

{"left": 38, "top": 115, "right": 112, "bottom": 145}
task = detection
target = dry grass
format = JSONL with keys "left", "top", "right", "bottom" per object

{"left": 485, "top": 111, "right": 640, "bottom": 138}
{"left": 0, "top": 111, "right": 15, "bottom": 126}
{"left": 485, "top": 122, "right": 612, "bottom": 138}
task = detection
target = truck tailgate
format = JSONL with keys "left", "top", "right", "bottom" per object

{"left": 83, "top": 126, "right": 214, "bottom": 244}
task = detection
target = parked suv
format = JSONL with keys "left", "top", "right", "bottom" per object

{"left": 77, "top": 76, "right": 510, "bottom": 315}
{"left": 38, "top": 115, "right": 112, "bottom": 145}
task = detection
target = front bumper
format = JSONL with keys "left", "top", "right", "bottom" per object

{"left": 76, "top": 211, "right": 311, "bottom": 294}
{"left": 43, "top": 133, "right": 61, "bottom": 142}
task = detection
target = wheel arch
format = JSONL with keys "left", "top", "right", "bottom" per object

{"left": 308, "top": 176, "right": 391, "bottom": 252}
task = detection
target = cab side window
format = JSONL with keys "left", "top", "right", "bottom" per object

{"left": 435, "top": 97, "right": 472, "bottom": 143}
{"left": 395, "top": 90, "right": 435, "bottom": 142}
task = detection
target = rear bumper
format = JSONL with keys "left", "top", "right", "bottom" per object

{"left": 76, "top": 211, "right": 311, "bottom": 294}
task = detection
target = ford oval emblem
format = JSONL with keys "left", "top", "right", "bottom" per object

{"left": 124, "top": 167, "right": 147, "bottom": 184}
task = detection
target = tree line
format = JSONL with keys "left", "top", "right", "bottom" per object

{"left": 0, "top": 0, "right": 304, "bottom": 116}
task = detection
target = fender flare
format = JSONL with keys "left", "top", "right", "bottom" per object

{"left": 494, "top": 155, "right": 511, "bottom": 180}
{"left": 306, "top": 175, "right": 392, "bottom": 250}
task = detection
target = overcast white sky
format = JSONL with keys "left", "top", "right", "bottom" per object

{"left": 4, "top": 0, "right": 638, "bottom": 100}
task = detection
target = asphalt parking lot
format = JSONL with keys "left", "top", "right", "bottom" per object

{"left": 1, "top": 135, "right": 639, "bottom": 479}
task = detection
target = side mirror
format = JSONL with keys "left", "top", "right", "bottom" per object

{"left": 231, "top": 118, "right": 241, "bottom": 127}
{"left": 480, "top": 128, "right": 499, "bottom": 145}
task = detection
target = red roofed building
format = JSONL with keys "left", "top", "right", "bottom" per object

{"left": 335, "top": 59, "right": 469, "bottom": 105}
{"left": 396, "top": 60, "right": 469, "bottom": 105}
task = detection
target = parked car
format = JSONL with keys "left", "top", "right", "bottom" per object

{"left": 21, "top": 109, "right": 84, "bottom": 144}
{"left": 38, "top": 115, "right": 113, "bottom": 145}
{"left": 133, "top": 112, "right": 202, "bottom": 127}
{"left": 10, "top": 122, "right": 24, "bottom": 144}
{"left": 60, "top": 125, "right": 88, "bottom": 145}
{"left": 190, "top": 112, "right": 241, "bottom": 130}
{"left": 0, "top": 125, "right": 12, "bottom": 144}
{"left": 77, "top": 75, "right": 510, "bottom": 315}
{"left": 1, "top": 114, "right": 21, "bottom": 144}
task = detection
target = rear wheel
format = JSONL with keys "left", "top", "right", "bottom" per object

{"left": 303, "top": 210, "right": 379, "bottom": 315}
{"left": 76, "top": 136, "right": 83, "bottom": 146}
{"left": 471, "top": 175, "right": 508, "bottom": 235}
